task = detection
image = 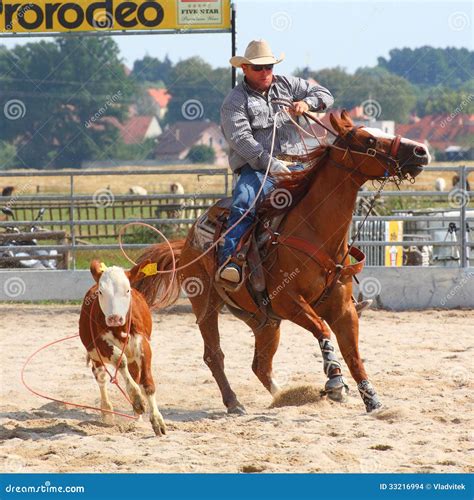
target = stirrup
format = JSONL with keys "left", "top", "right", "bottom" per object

{"left": 355, "top": 299, "right": 373, "bottom": 316}
{"left": 215, "top": 259, "right": 243, "bottom": 292}
{"left": 220, "top": 265, "right": 241, "bottom": 283}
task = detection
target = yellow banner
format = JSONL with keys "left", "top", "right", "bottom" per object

{"left": 385, "top": 221, "right": 403, "bottom": 267}
{"left": 0, "top": 0, "right": 231, "bottom": 33}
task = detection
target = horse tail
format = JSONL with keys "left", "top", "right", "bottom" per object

{"left": 134, "top": 239, "right": 186, "bottom": 310}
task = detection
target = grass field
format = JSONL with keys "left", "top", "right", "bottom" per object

{"left": 1, "top": 164, "right": 228, "bottom": 196}
{"left": 2, "top": 162, "right": 473, "bottom": 195}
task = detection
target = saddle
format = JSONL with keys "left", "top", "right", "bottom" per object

{"left": 207, "top": 197, "right": 271, "bottom": 294}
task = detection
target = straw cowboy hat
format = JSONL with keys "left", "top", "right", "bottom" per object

{"left": 230, "top": 39, "right": 284, "bottom": 68}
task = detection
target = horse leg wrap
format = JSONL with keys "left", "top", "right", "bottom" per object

{"left": 318, "top": 338, "right": 343, "bottom": 377}
{"left": 357, "top": 380, "right": 382, "bottom": 412}
{"left": 318, "top": 339, "right": 348, "bottom": 395}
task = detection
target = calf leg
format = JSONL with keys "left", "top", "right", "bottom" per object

{"left": 140, "top": 338, "right": 166, "bottom": 436}
{"left": 102, "top": 341, "right": 146, "bottom": 415}
{"left": 91, "top": 361, "right": 114, "bottom": 424}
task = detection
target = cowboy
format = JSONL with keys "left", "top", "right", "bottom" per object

{"left": 218, "top": 39, "right": 334, "bottom": 284}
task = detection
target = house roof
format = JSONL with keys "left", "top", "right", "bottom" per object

{"left": 121, "top": 116, "right": 157, "bottom": 145}
{"left": 147, "top": 88, "right": 172, "bottom": 108}
{"left": 396, "top": 113, "right": 473, "bottom": 150}
{"left": 99, "top": 115, "right": 157, "bottom": 145}
{"left": 155, "top": 121, "right": 219, "bottom": 155}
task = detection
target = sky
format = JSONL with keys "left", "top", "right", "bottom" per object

{"left": 0, "top": 0, "right": 472, "bottom": 74}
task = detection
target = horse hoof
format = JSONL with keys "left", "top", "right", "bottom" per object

{"left": 227, "top": 403, "right": 247, "bottom": 416}
{"left": 325, "top": 376, "right": 349, "bottom": 402}
{"left": 327, "top": 386, "right": 348, "bottom": 403}
{"left": 366, "top": 401, "right": 383, "bottom": 413}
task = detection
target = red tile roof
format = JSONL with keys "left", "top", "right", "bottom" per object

{"left": 121, "top": 116, "right": 156, "bottom": 145}
{"left": 396, "top": 114, "right": 473, "bottom": 150}
{"left": 147, "top": 88, "right": 172, "bottom": 108}
{"left": 156, "top": 121, "right": 220, "bottom": 155}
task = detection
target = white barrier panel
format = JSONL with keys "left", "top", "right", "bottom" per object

{"left": 0, "top": 268, "right": 473, "bottom": 310}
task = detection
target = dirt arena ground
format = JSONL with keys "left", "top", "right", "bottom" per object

{"left": 0, "top": 304, "right": 472, "bottom": 473}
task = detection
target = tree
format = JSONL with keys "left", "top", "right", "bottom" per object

{"left": 186, "top": 144, "right": 216, "bottom": 164}
{"left": 131, "top": 54, "right": 173, "bottom": 86}
{"left": 378, "top": 46, "right": 473, "bottom": 89}
{"left": 165, "top": 57, "right": 231, "bottom": 124}
{"left": 0, "top": 141, "right": 17, "bottom": 170}
{"left": 351, "top": 67, "right": 417, "bottom": 123}
{"left": 294, "top": 66, "right": 356, "bottom": 109}
{"left": 1, "top": 38, "right": 136, "bottom": 168}
{"left": 295, "top": 65, "right": 416, "bottom": 122}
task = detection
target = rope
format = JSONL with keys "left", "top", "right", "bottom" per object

{"left": 117, "top": 110, "right": 285, "bottom": 271}
{"left": 21, "top": 334, "right": 138, "bottom": 420}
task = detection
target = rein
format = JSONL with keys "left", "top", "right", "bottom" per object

{"left": 269, "top": 99, "right": 398, "bottom": 307}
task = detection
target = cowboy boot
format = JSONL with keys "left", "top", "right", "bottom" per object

{"left": 353, "top": 298, "right": 373, "bottom": 317}
{"left": 219, "top": 261, "right": 241, "bottom": 283}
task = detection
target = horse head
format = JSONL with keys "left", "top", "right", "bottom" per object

{"left": 329, "top": 110, "right": 431, "bottom": 181}
{"left": 90, "top": 259, "right": 151, "bottom": 327}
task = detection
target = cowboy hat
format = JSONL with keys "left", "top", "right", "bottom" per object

{"left": 230, "top": 39, "right": 284, "bottom": 68}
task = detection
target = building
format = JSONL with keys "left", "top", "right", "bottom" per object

{"left": 147, "top": 88, "right": 172, "bottom": 120}
{"left": 155, "top": 121, "right": 227, "bottom": 165}
{"left": 396, "top": 113, "right": 474, "bottom": 160}
{"left": 120, "top": 116, "right": 162, "bottom": 145}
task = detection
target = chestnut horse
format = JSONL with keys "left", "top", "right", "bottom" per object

{"left": 135, "top": 111, "right": 430, "bottom": 414}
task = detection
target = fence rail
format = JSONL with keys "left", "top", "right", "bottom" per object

{"left": 1, "top": 165, "right": 472, "bottom": 269}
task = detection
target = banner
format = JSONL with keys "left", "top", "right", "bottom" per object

{"left": 0, "top": 0, "right": 231, "bottom": 34}
{"left": 385, "top": 220, "right": 403, "bottom": 266}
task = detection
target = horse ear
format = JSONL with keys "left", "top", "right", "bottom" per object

{"left": 340, "top": 109, "right": 353, "bottom": 127}
{"left": 90, "top": 259, "right": 103, "bottom": 283}
{"left": 127, "top": 259, "right": 152, "bottom": 284}
{"left": 329, "top": 113, "right": 344, "bottom": 135}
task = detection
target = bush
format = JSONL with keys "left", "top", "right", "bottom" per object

{"left": 186, "top": 144, "right": 216, "bottom": 164}
{"left": 0, "top": 141, "right": 18, "bottom": 170}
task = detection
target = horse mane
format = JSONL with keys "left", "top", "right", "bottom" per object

{"left": 257, "top": 145, "right": 330, "bottom": 217}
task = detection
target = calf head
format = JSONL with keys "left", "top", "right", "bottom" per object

{"left": 90, "top": 260, "right": 152, "bottom": 327}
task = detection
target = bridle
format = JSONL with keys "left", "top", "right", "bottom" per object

{"left": 271, "top": 97, "right": 403, "bottom": 180}
{"left": 329, "top": 125, "right": 403, "bottom": 180}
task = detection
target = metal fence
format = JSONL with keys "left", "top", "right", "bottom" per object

{"left": 0, "top": 165, "right": 472, "bottom": 269}
{"left": 0, "top": 167, "right": 229, "bottom": 269}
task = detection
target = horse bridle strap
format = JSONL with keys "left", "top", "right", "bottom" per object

{"left": 273, "top": 234, "right": 365, "bottom": 277}
{"left": 328, "top": 143, "right": 401, "bottom": 179}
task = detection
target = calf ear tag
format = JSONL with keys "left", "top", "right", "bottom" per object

{"left": 99, "top": 262, "right": 108, "bottom": 272}
{"left": 140, "top": 262, "right": 158, "bottom": 276}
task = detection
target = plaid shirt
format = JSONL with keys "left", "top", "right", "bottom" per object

{"left": 220, "top": 75, "right": 334, "bottom": 172}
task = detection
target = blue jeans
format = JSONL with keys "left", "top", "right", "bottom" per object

{"left": 219, "top": 163, "right": 303, "bottom": 265}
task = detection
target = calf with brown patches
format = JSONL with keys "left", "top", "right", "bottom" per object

{"left": 79, "top": 260, "right": 166, "bottom": 436}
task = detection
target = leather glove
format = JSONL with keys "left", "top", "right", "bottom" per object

{"left": 269, "top": 160, "right": 291, "bottom": 175}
